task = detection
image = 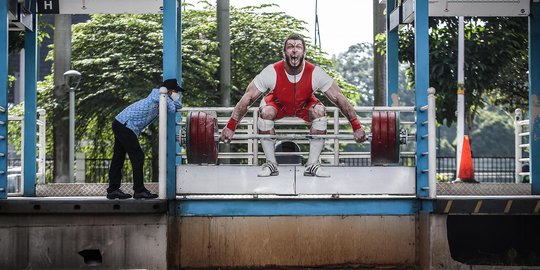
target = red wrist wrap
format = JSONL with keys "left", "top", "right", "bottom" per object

{"left": 350, "top": 117, "right": 362, "bottom": 131}
{"left": 226, "top": 118, "right": 239, "bottom": 131}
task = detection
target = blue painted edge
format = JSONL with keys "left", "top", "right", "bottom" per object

{"left": 163, "top": 0, "right": 178, "bottom": 200}
{"left": 415, "top": 0, "right": 429, "bottom": 198}
{"left": 530, "top": 2, "right": 540, "bottom": 195}
{"left": 23, "top": 1, "right": 38, "bottom": 196}
{"left": 175, "top": 198, "right": 421, "bottom": 216}
{"left": 175, "top": 5, "right": 183, "bottom": 166}
{"left": 0, "top": 0, "right": 8, "bottom": 199}
{"left": 420, "top": 198, "right": 434, "bottom": 212}
{"left": 386, "top": 0, "right": 398, "bottom": 106}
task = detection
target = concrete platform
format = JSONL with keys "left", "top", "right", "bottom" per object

{"left": 177, "top": 165, "right": 416, "bottom": 195}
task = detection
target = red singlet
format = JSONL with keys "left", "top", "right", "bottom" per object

{"left": 263, "top": 61, "right": 321, "bottom": 122}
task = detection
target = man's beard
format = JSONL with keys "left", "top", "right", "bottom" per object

{"left": 285, "top": 54, "right": 304, "bottom": 70}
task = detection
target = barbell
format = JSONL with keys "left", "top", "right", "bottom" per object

{"left": 182, "top": 111, "right": 411, "bottom": 165}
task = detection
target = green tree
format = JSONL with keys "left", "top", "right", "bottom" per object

{"left": 436, "top": 103, "right": 515, "bottom": 157}
{"left": 334, "top": 43, "right": 373, "bottom": 106}
{"left": 469, "top": 105, "right": 515, "bottom": 156}
{"left": 37, "top": 3, "right": 356, "bottom": 181}
{"left": 377, "top": 17, "right": 528, "bottom": 127}
{"left": 334, "top": 42, "right": 413, "bottom": 106}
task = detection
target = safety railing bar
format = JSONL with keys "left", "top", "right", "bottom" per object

{"left": 180, "top": 152, "right": 417, "bottom": 158}
{"left": 353, "top": 106, "right": 416, "bottom": 112}
{"left": 209, "top": 118, "right": 373, "bottom": 126}
{"left": 518, "top": 132, "right": 530, "bottom": 137}
{"left": 182, "top": 115, "right": 416, "bottom": 127}
{"left": 179, "top": 106, "right": 417, "bottom": 113}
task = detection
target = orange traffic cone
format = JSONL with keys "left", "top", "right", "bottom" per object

{"left": 457, "top": 135, "right": 477, "bottom": 183}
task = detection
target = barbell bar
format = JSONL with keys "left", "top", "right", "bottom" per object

{"left": 183, "top": 111, "right": 410, "bottom": 165}
{"left": 198, "top": 130, "right": 414, "bottom": 143}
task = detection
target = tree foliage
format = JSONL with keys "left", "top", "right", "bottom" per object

{"left": 334, "top": 43, "right": 374, "bottom": 105}
{"left": 436, "top": 103, "right": 515, "bottom": 156}
{"left": 35, "top": 3, "right": 357, "bottom": 178}
{"left": 377, "top": 17, "right": 528, "bottom": 126}
{"left": 335, "top": 42, "right": 414, "bottom": 106}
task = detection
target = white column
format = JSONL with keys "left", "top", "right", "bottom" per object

{"left": 158, "top": 88, "right": 168, "bottom": 199}
{"left": 456, "top": 16, "right": 465, "bottom": 179}
{"left": 69, "top": 88, "right": 75, "bottom": 182}
{"left": 515, "top": 109, "right": 522, "bottom": 183}
{"left": 428, "top": 88, "right": 437, "bottom": 198}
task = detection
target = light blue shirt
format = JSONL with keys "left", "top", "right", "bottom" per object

{"left": 115, "top": 88, "right": 182, "bottom": 137}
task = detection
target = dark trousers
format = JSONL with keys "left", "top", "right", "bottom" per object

{"left": 107, "top": 119, "right": 145, "bottom": 193}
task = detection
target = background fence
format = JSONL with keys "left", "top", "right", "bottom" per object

{"left": 8, "top": 156, "right": 518, "bottom": 184}
{"left": 8, "top": 158, "right": 156, "bottom": 184}
{"left": 436, "top": 156, "right": 516, "bottom": 183}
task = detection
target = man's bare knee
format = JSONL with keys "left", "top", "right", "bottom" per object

{"left": 309, "top": 104, "right": 326, "bottom": 120}
{"left": 258, "top": 106, "right": 277, "bottom": 134}
{"left": 259, "top": 106, "right": 277, "bottom": 120}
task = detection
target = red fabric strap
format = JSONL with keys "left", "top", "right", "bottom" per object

{"left": 350, "top": 117, "right": 362, "bottom": 131}
{"left": 226, "top": 118, "right": 239, "bottom": 131}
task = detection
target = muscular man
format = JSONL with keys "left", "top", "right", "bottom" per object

{"left": 220, "top": 34, "right": 367, "bottom": 177}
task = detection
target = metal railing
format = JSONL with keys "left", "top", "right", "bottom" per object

{"left": 82, "top": 158, "right": 156, "bottom": 184}
{"left": 514, "top": 109, "right": 530, "bottom": 183}
{"left": 437, "top": 156, "right": 516, "bottom": 183}
{"left": 7, "top": 109, "right": 46, "bottom": 195}
{"left": 14, "top": 156, "right": 518, "bottom": 184}
{"left": 10, "top": 158, "right": 156, "bottom": 184}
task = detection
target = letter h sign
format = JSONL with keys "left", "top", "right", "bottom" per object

{"left": 38, "top": 0, "right": 59, "bottom": 14}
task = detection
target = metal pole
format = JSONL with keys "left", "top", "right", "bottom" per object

{"left": 414, "top": 0, "right": 430, "bottom": 198}
{"left": 374, "top": 0, "right": 387, "bottom": 106}
{"left": 217, "top": 0, "right": 231, "bottom": 163}
{"left": 333, "top": 108, "right": 339, "bottom": 164}
{"left": 529, "top": 1, "right": 540, "bottom": 194}
{"left": 217, "top": 0, "right": 231, "bottom": 107}
{"left": 428, "top": 88, "right": 437, "bottom": 198}
{"left": 53, "top": 14, "right": 72, "bottom": 183}
{"left": 515, "top": 109, "right": 522, "bottom": 183}
{"left": 456, "top": 16, "right": 465, "bottom": 179}
{"left": 162, "top": 0, "right": 178, "bottom": 199}
{"left": 69, "top": 87, "right": 75, "bottom": 182}
{"left": 38, "top": 109, "right": 46, "bottom": 185}
{"left": 158, "top": 89, "right": 168, "bottom": 199}
{"left": 386, "top": 0, "right": 399, "bottom": 106}
{"left": 0, "top": 0, "right": 6, "bottom": 198}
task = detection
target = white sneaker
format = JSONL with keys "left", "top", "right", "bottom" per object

{"left": 258, "top": 161, "right": 279, "bottom": 177}
{"left": 304, "top": 162, "right": 330, "bottom": 177}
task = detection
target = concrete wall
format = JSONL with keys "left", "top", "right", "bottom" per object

{"left": 169, "top": 215, "right": 417, "bottom": 268}
{"left": 0, "top": 214, "right": 167, "bottom": 270}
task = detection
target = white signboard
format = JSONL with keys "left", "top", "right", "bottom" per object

{"left": 429, "top": 0, "right": 530, "bottom": 17}
{"left": 38, "top": 0, "right": 171, "bottom": 14}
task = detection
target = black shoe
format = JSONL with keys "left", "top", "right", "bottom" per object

{"left": 106, "top": 189, "right": 132, "bottom": 199}
{"left": 133, "top": 189, "right": 158, "bottom": 199}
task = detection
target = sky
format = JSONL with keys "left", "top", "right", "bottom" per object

{"left": 184, "top": 0, "right": 374, "bottom": 56}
